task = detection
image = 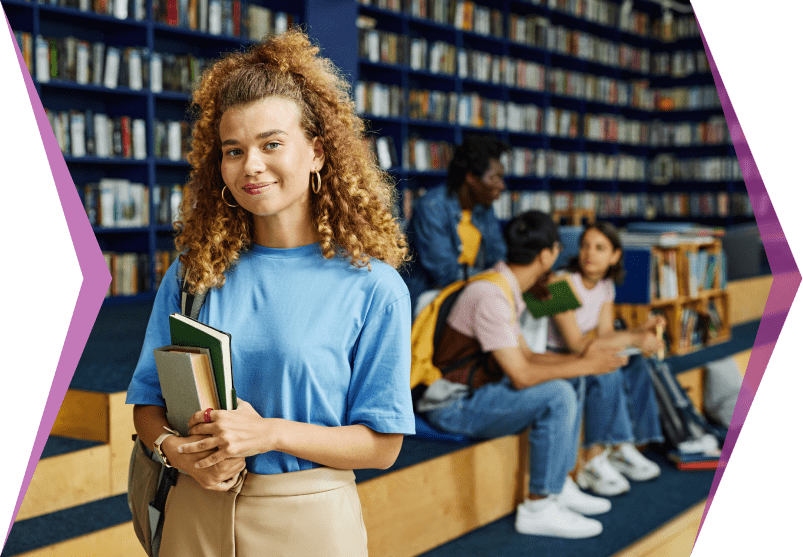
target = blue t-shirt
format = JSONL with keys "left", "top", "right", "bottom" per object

{"left": 401, "top": 185, "right": 506, "bottom": 313}
{"left": 126, "top": 243, "right": 416, "bottom": 475}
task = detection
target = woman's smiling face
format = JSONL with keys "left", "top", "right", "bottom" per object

{"left": 219, "top": 96, "right": 323, "bottom": 222}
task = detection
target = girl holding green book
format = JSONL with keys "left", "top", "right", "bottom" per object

{"left": 547, "top": 222, "right": 665, "bottom": 497}
{"left": 127, "top": 30, "right": 415, "bottom": 557}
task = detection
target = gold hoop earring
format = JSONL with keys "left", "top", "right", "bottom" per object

{"left": 311, "top": 170, "right": 322, "bottom": 195}
{"left": 221, "top": 185, "right": 237, "bottom": 208}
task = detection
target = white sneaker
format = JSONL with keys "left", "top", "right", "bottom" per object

{"left": 577, "top": 450, "right": 630, "bottom": 496}
{"left": 515, "top": 497, "right": 603, "bottom": 538}
{"left": 609, "top": 443, "right": 661, "bottom": 481}
{"left": 558, "top": 476, "right": 611, "bottom": 515}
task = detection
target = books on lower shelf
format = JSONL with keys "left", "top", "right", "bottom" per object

{"left": 364, "top": 136, "right": 400, "bottom": 170}
{"left": 652, "top": 49, "right": 710, "bottom": 78}
{"left": 153, "top": 119, "right": 192, "bottom": 161}
{"left": 83, "top": 178, "right": 149, "bottom": 228}
{"left": 404, "top": 138, "right": 453, "bottom": 172}
{"left": 616, "top": 235, "right": 726, "bottom": 305}
{"left": 103, "top": 250, "right": 179, "bottom": 297}
{"left": 153, "top": 184, "right": 186, "bottom": 226}
{"left": 491, "top": 191, "right": 749, "bottom": 223}
{"left": 45, "top": 109, "right": 146, "bottom": 160}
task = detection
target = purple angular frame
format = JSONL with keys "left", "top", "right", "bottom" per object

{"left": 2, "top": 12, "right": 111, "bottom": 548}
{"left": 1, "top": 5, "right": 800, "bottom": 555}
{"left": 694, "top": 24, "right": 801, "bottom": 544}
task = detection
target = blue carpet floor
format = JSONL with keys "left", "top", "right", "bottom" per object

{"left": 41, "top": 436, "right": 102, "bottom": 459}
{"left": 418, "top": 451, "right": 714, "bottom": 557}
{"left": 2, "top": 495, "right": 131, "bottom": 557}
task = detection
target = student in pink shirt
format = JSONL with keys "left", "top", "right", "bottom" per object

{"left": 417, "top": 211, "right": 628, "bottom": 539}
{"left": 548, "top": 222, "right": 665, "bottom": 497}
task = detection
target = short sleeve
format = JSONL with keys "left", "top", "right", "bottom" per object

{"left": 347, "top": 288, "right": 415, "bottom": 435}
{"left": 125, "top": 258, "right": 183, "bottom": 406}
{"left": 603, "top": 279, "right": 615, "bottom": 303}
{"left": 448, "top": 281, "right": 519, "bottom": 352}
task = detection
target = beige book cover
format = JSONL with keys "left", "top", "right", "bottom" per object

{"left": 154, "top": 345, "right": 219, "bottom": 436}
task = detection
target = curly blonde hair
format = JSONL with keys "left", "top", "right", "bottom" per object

{"left": 175, "top": 29, "right": 408, "bottom": 293}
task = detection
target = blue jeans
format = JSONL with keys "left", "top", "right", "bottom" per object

{"left": 572, "top": 355, "right": 664, "bottom": 448}
{"left": 424, "top": 377, "right": 580, "bottom": 496}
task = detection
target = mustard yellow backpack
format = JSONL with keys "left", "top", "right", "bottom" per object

{"left": 410, "top": 271, "right": 516, "bottom": 397}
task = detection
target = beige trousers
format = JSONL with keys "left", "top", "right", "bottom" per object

{"left": 159, "top": 467, "right": 368, "bottom": 557}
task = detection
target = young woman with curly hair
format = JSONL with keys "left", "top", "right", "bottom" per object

{"left": 126, "top": 29, "right": 415, "bottom": 557}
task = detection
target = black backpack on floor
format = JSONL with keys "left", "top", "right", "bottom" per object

{"left": 648, "top": 358, "right": 728, "bottom": 451}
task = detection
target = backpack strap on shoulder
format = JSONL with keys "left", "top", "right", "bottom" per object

{"left": 180, "top": 274, "right": 208, "bottom": 320}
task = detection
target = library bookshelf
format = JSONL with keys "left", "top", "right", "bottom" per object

{"left": 4, "top": 0, "right": 757, "bottom": 308}
{"left": 3, "top": 0, "right": 316, "bottom": 305}
{"left": 355, "top": 0, "right": 752, "bottom": 231}
{"left": 615, "top": 238, "right": 730, "bottom": 356}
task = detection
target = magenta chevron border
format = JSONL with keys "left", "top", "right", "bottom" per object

{"left": 2, "top": 13, "right": 111, "bottom": 548}
{"left": 3, "top": 5, "right": 799, "bottom": 554}
{"left": 694, "top": 22, "right": 801, "bottom": 544}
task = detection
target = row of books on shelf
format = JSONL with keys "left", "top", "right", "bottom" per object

{"left": 45, "top": 109, "right": 190, "bottom": 161}
{"left": 652, "top": 155, "right": 742, "bottom": 183}
{"left": 103, "top": 249, "right": 178, "bottom": 297}
{"left": 151, "top": 0, "right": 293, "bottom": 38}
{"left": 650, "top": 249, "right": 725, "bottom": 300}
{"left": 654, "top": 85, "right": 720, "bottom": 111}
{"left": 358, "top": 82, "right": 724, "bottom": 145}
{"left": 362, "top": 0, "right": 506, "bottom": 37}
{"left": 651, "top": 50, "right": 710, "bottom": 78}
{"left": 481, "top": 191, "right": 753, "bottom": 222}
{"left": 548, "top": 70, "right": 653, "bottom": 110}
{"left": 544, "top": 0, "right": 651, "bottom": 37}
{"left": 506, "top": 148, "right": 648, "bottom": 181}
{"left": 31, "top": 35, "right": 146, "bottom": 89}
{"left": 534, "top": 1, "right": 702, "bottom": 45}
{"left": 649, "top": 116, "right": 729, "bottom": 147}
{"left": 153, "top": 120, "right": 192, "bottom": 161}
{"left": 378, "top": 137, "right": 743, "bottom": 191}
{"left": 654, "top": 13, "right": 701, "bottom": 43}
{"left": 360, "top": 1, "right": 654, "bottom": 73}
{"left": 19, "top": 33, "right": 216, "bottom": 95}
{"left": 45, "top": 109, "right": 147, "bottom": 159}
{"left": 82, "top": 179, "right": 184, "bottom": 228}
{"left": 30, "top": 0, "right": 146, "bottom": 21}
{"left": 18, "top": 0, "right": 291, "bottom": 38}
{"left": 670, "top": 302, "right": 727, "bottom": 352}
{"left": 366, "top": 135, "right": 741, "bottom": 186}
{"left": 359, "top": 25, "right": 655, "bottom": 111}
{"left": 358, "top": 0, "right": 653, "bottom": 39}
{"left": 402, "top": 138, "right": 455, "bottom": 171}
{"left": 508, "top": 15, "right": 651, "bottom": 74}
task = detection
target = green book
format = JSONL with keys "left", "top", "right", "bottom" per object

{"left": 522, "top": 279, "right": 582, "bottom": 319}
{"left": 169, "top": 313, "right": 237, "bottom": 410}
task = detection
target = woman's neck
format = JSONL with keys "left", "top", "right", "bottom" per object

{"left": 251, "top": 213, "right": 319, "bottom": 248}
{"left": 580, "top": 271, "right": 604, "bottom": 290}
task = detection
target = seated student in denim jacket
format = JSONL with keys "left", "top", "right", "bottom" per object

{"left": 417, "top": 210, "right": 628, "bottom": 540}
{"left": 403, "top": 135, "right": 509, "bottom": 315}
